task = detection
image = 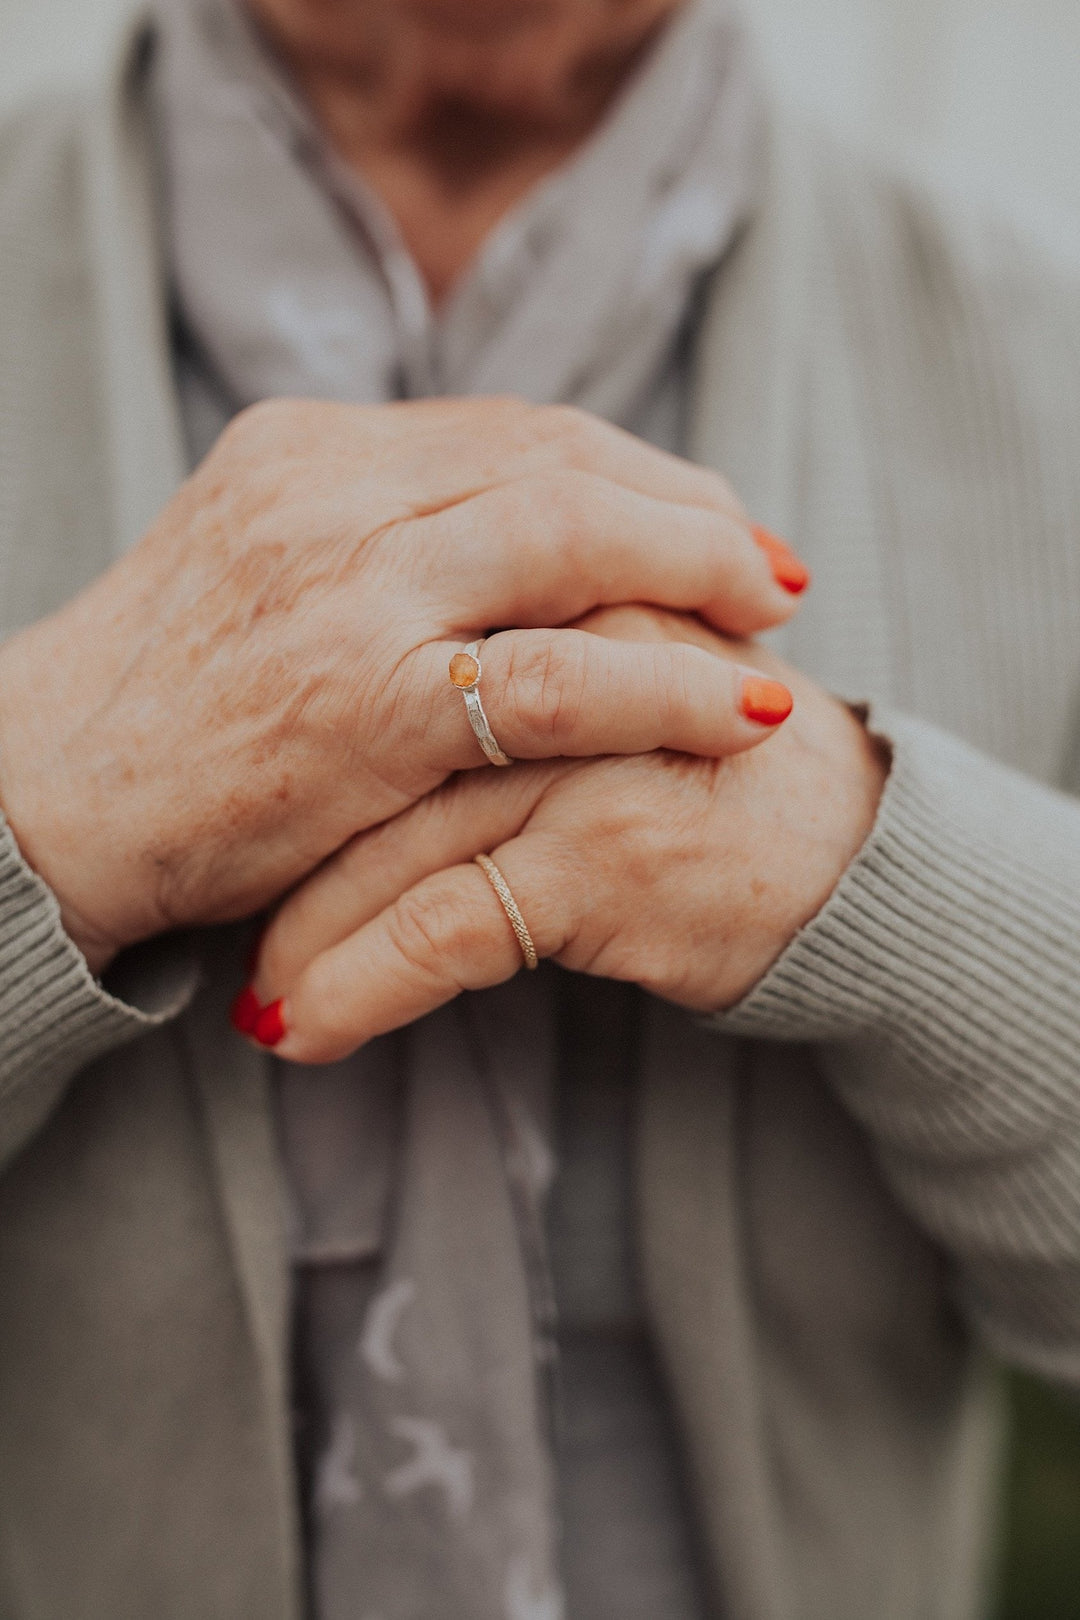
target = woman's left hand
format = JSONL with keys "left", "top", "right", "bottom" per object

{"left": 241, "top": 607, "right": 889, "bottom": 1059}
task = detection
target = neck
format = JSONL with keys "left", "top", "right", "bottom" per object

{"left": 245, "top": 0, "right": 684, "bottom": 300}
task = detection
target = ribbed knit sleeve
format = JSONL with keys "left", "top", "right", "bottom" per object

{"left": 720, "top": 707, "right": 1080, "bottom": 1383}
{"left": 0, "top": 812, "right": 196, "bottom": 1169}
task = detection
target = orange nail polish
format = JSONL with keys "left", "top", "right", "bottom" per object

{"left": 751, "top": 525, "right": 811, "bottom": 594}
{"left": 230, "top": 986, "right": 262, "bottom": 1036}
{"left": 253, "top": 999, "right": 287, "bottom": 1048}
{"left": 740, "top": 676, "right": 794, "bottom": 726}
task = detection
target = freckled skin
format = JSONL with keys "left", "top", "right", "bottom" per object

{"left": 0, "top": 399, "right": 802, "bottom": 973}
{"left": 0, "top": 5, "right": 883, "bottom": 998}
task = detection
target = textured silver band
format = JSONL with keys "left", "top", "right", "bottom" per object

{"left": 473, "top": 854, "right": 539, "bottom": 970}
{"left": 459, "top": 639, "right": 513, "bottom": 767}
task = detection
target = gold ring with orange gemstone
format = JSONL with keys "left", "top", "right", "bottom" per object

{"left": 448, "top": 639, "right": 513, "bottom": 767}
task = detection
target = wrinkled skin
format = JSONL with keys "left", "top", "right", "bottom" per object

{"left": 0, "top": 399, "right": 798, "bottom": 973}
{"left": 251, "top": 605, "right": 889, "bottom": 1060}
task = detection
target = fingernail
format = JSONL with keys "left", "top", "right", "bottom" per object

{"left": 253, "top": 998, "right": 287, "bottom": 1048}
{"left": 751, "top": 525, "right": 811, "bottom": 594}
{"left": 740, "top": 675, "right": 794, "bottom": 726}
{"left": 230, "top": 986, "right": 262, "bottom": 1036}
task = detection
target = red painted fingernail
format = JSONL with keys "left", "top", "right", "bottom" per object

{"left": 230, "top": 986, "right": 262, "bottom": 1036}
{"left": 751, "top": 525, "right": 811, "bottom": 594}
{"left": 253, "top": 998, "right": 287, "bottom": 1048}
{"left": 740, "top": 676, "right": 794, "bottom": 726}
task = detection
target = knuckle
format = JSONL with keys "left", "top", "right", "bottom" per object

{"left": 384, "top": 879, "right": 474, "bottom": 979}
{"left": 454, "top": 396, "right": 534, "bottom": 457}
{"left": 216, "top": 397, "right": 332, "bottom": 465}
{"left": 220, "top": 397, "right": 290, "bottom": 450}
{"left": 505, "top": 635, "right": 588, "bottom": 747}
{"left": 519, "top": 467, "right": 602, "bottom": 553}
{"left": 537, "top": 403, "right": 603, "bottom": 455}
{"left": 486, "top": 476, "right": 545, "bottom": 534}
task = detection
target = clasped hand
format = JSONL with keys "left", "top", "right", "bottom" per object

{"left": 246, "top": 606, "right": 888, "bottom": 1059}
{"left": 0, "top": 393, "right": 884, "bottom": 1023}
{"left": 0, "top": 398, "right": 802, "bottom": 974}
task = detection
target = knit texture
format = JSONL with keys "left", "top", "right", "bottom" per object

{"left": 722, "top": 706, "right": 1080, "bottom": 1380}
{"left": 723, "top": 706, "right": 1080, "bottom": 1061}
{"left": 0, "top": 19, "right": 1080, "bottom": 1615}
{"left": 0, "top": 814, "right": 196, "bottom": 1165}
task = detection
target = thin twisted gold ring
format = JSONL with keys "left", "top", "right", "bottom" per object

{"left": 473, "top": 854, "right": 539, "bottom": 970}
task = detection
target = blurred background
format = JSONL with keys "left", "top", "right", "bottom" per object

{"left": 2, "top": 0, "right": 1079, "bottom": 1615}
{"left": 3, "top": 0, "right": 1080, "bottom": 222}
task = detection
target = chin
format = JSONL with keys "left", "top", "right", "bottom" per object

{"left": 400, "top": 0, "right": 564, "bottom": 33}
{"left": 246, "top": 0, "right": 683, "bottom": 130}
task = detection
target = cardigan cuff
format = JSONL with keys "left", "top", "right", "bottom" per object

{"left": 0, "top": 813, "right": 196, "bottom": 1097}
{"left": 718, "top": 705, "right": 1080, "bottom": 1086}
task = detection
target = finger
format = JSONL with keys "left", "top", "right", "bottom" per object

{"left": 364, "top": 399, "right": 748, "bottom": 517}
{"left": 253, "top": 836, "right": 571, "bottom": 1063}
{"left": 568, "top": 602, "right": 754, "bottom": 656}
{"left": 428, "top": 470, "right": 807, "bottom": 638}
{"left": 254, "top": 763, "right": 562, "bottom": 997}
{"left": 569, "top": 604, "right": 809, "bottom": 692}
{"left": 252, "top": 631, "right": 793, "bottom": 1001}
{"left": 408, "top": 631, "right": 794, "bottom": 775}
{"left": 526, "top": 404, "right": 748, "bottom": 516}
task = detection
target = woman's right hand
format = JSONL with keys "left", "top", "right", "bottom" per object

{"left": 0, "top": 396, "right": 807, "bottom": 972}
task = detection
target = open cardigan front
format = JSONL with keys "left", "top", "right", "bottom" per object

{"left": 1, "top": 12, "right": 1080, "bottom": 1617}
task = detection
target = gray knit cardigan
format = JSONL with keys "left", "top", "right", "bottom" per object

{"left": 1, "top": 12, "right": 1080, "bottom": 1620}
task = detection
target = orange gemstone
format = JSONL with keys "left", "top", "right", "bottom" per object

{"left": 449, "top": 652, "right": 480, "bottom": 688}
